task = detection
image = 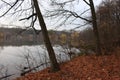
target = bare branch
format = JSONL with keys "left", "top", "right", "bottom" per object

{"left": 1, "top": 0, "right": 12, "bottom": 6}
{"left": 45, "top": 9, "right": 91, "bottom": 22}
{"left": 55, "top": 14, "right": 72, "bottom": 29}
{"left": 9, "top": 7, "right": 32, "bottom": 16}
{"left": 0, "top": 0, "right": 19, "bottom": 18}
{"left": 18, "top": 0, "right": 41, "bottom": 35}
{"left": 20, "top": 62, "right": 50, "bottom": 76}
{"left": 63, "top": 10, "right": 91, "bottom": 22}
{"left": 30, "top": 0, "right": 41, "bottom": 35}
{"left": 51, "top": 0, "right": 75, "bottom": 6}
{"left": 80, "top": 9, "right": 90, "bottom": 16}
{"left": 0, "top": 74, "right": 15, "bottom": 80}
{"left": 30, "top": 14, "right": 41, "bottom": 35}
{"left": 83, "top": 0, "right": 90, "bottom": 6}
{"left": 14, "top": 0, "right": 24, "bottom": 11}
{"left": 19, "top": 13, "right": 37, "bottom": 21}
{"left": 73, "top": 23, "right": 90, "bottom": 30}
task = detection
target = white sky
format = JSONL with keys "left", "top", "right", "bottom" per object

{"left": 0, "top": 0, "right": 102, "bottom": 30}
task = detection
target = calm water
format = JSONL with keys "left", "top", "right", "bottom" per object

{"left": 0, "top": 45, "right": 80, "bottom": 80}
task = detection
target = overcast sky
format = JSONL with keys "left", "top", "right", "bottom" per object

{"left": 0, "top": 0, "right": 102, "bottom": 30}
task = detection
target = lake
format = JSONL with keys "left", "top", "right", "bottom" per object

{"left": 0, "top": 45, "right": 80, "bottom": 80}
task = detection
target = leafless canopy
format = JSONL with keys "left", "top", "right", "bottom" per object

{"left": 0, "top": 0, "right": 41, "bottom": 34}
{"left": 44, "top": 0, "right": 92, "bottom": 30}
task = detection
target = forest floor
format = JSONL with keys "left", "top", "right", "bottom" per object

{"left": 15, "top": 47, "right": 120, "bottom": 80}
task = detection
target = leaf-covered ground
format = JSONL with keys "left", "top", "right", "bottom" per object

{"left": 15, "top": 48, "right": 120, "bottom": 80}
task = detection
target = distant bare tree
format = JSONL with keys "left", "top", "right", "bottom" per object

{"left": 45, "top": 0, "right": 102, "bottom": 55}
{"left": 96, "top": 0, "right": 120, "bottom": 52}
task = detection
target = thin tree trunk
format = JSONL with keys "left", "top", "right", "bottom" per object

{"left": 89, "top": 0, "right": 102, "bottom": 55}
{"left": 33, "top": 0, "right": 60, "bottom": 72}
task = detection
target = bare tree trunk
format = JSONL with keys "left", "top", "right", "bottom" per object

{"left": 89, "top": 0, "right": 102, "bottom": 55}
{"left": 33, "top": 0, "right": 60, "bottom": 72}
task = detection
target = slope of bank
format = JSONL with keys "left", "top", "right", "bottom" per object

{"left": 15, "top": 48, "right": 120, "bottom": 80}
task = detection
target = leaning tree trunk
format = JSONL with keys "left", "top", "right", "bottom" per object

{"left": 33, "top": 0, "right": 60, "bottom": 72}
{"left": 89, "top": 0, "right": 102, "bottom": 55}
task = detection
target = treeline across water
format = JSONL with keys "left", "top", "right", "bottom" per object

{"left": 0, "top": 27, "right": 82, "bottom": 47}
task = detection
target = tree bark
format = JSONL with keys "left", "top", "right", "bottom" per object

{"left": 89, "top": 0, "right": 102, "bottom": 55}
{"left": 33, "top": 0, "right": 60, "bottom": 72}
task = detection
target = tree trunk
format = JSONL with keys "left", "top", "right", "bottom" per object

{"left": 89, "top": 0, "right": 102, "bottom": 55}
{"left": 33, "top": 0, "right": 60, "bottom": 72}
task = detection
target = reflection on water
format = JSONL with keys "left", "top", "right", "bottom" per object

{"left": 0, "top": 46, "right": 4, "bottom": 53}
{"left": 0, "top": 45, "right": 73, "bottom": 80}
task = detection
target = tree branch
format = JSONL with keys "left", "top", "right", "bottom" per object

{"left": 63, "top": 10, "right": 92, "bottom": 22}
{"left": 30, "top": 0, "right": 41, "bottom": 35}
{"left": 0, "top": 74, "right": 15, "bottom": 80}
{"left": 1, "top": 0, "right": 12, "bottom": 6}
{"left": 80, "top": 9, "right": 90, "bottom": 16}
{"left": 73, "top": 23, "right": 90, "bottom": 30}
{"left": 20, "top": 62, "right": 50, "bottom": 76}
{"left": 14, "top": 0, "right": 24, "bottom": 11}
{"left": 51, "top": 0, "right": 75, "bottom": 6}
{"left": 19, "top": 13, "right": 37, "bottom": 21}
{"left": 30, "top": 14, "right": 41, "bottom": 35}
{"left": 83, "top": 0, "right": 90, "bottom": 6}
{"left": 46, "top": 9, "right": 91, "bottom": 22}
{"left": 0, "top": 0, "right": 19, "bottom": 18}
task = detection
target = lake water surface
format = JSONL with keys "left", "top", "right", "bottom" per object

{"left": 0, "top": 45, "right": 80, "bottom": 80}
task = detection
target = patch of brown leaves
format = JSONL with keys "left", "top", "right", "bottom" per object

{"left": 15, "top": 49, "right": 120, "bottom": 80}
